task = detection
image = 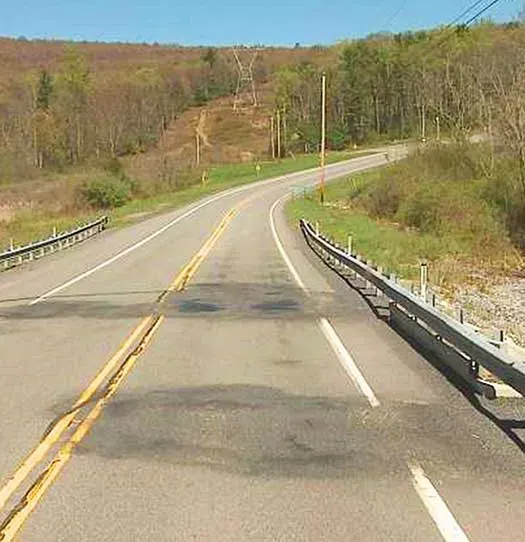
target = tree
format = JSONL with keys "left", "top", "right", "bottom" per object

{"left": 36, "top": 70, "right": 53, "bottom": 111}
{"left": 55, "top": 46, "right": 92, "bottom": 163}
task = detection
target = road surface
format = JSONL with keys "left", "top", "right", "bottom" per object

{"left": 0, "top": 153, "right": 523, "bottom": 541}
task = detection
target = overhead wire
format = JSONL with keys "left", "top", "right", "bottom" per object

{"left": 463, "top": 0, "right": 505, "bottom": 26}
{"left": 446, "top": 0, "right": 489, "bottom": 28}
{"left": 429, "top": 0, "right": 504, "bottom": 52}
{"left": 382, "top": 1, "right": 409, "bottom": 29}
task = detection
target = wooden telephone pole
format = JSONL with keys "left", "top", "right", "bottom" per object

{"left": 319, "top": 73, "right": 327, "bottom": 204}
{"left": 195, "top": 130, "right": 200, "bottom": 167}
{"left": 270, "top": 116, "right": 275, "bottom": 159}
{"left": 276, "top": 109, "right": 281, "bottom": 159}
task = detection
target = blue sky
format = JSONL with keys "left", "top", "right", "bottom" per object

{"left": 0, "top": 0, "right": 520, "bottom": 45}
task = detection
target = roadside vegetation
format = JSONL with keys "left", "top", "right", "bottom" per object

{"left": 3, "top": 21, "right": 525, "bottom": 267}
{"left": 0, "top": 151, "right": 359, "bottom": 249}
{"left": 287, "top": 142, "right": 524, "bottom": 293}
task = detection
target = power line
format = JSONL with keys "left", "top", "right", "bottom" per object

{"left": 382, "top": 1, "right": 409, "bottom": 29}
{"left": 446, "top": 0, "right": 488, "bottom": 28}
{"left": 463, "top": 0, "right": 505, "bottom": 26}
{"left": 431, "top": 0, "right": 503, "bottom": 51}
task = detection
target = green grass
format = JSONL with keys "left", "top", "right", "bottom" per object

{"left": 0, "top": 150, "right": 367, "bottom": 252}
{"left": 286, "top": 172, "right": 520, "bottom": 289}
{"left": 287, "top": 195, "right": 449, "bottom": 282}
{"left": 112, "top": 151, "right": 367, "bottom": 225}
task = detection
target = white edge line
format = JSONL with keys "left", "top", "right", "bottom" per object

{"left": 29, "top": 152, "right": 386, "bottom": 305}
{"left": 269, "top": 196, "right": 308, "bottom": 293}
{"left": 269, "top": 193, "right": 380, "bottom": 408}
{"left": 29, "top": 172, "right": 309, "bottom": 305}
{"left": 408, "top": 461, "right": 470, "bottom": 542}
{"left": 318, "top": 317, "right": 380, "bottom": 408}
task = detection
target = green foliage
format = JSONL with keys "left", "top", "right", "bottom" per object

{"left": 287, "top": 143, "right": 521, "bottom": 285}
{"left": 36, "top": 70, "right": 53, "bottom": 111}
{"left": 360, "top": 174, "right": 407, "bottom": 218}
{"left": 80, "top": 177, "right": 133, "bottom": 209}
{"left": 59, "top": 46, "right": 91, "bottom": 96}
{"left": 201, "top": 47, "right": 217, "bottom": 68}
{"left": 396, "top": 180, "right": 503, "bottom": 245}
{"left": 102, "top": 156, "right": 125, "bottom": 176}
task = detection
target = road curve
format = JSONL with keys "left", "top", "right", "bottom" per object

{"left": 0, "top": 153, "right": 523, "bottom": 541}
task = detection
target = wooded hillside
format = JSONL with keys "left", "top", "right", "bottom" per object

{"left": 2, "top": 23, "right": 525, "bottom": 248}
{"left": 0, "top": 38, "right": 329, "bottom": 181}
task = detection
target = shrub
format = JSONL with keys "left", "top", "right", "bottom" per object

{"left": 80, "top": 177, "right": 132, "bottom": 209}
{"left": 357, "top": 173, "right": 416, "bottom": 219}
{"left": 395, "top": 179, "right": 506, "bottom": 250}
{"left": 102, "top": 156, "right": 125, "bottom": 176}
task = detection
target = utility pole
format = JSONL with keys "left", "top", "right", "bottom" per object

{"left": 282, "top": 105, "right": 287, "bottom": 157}
{"left": 421, "top": 105, "right": 426, "bottom": 142}
{"left": 270, "top": 116, "right": 275, "bottom": 159}
{"left": 195, "top": 130, "right": 200, "bottom": 167}
{"left": 319, "top": 72, "right": 327, "bottom": 204}
{"left": 276, "top": 109, "right": 281, "bottom": 159}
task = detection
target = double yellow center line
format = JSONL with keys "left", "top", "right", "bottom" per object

{"left": 0, "top": 203, "right": 241, "bottom": 541}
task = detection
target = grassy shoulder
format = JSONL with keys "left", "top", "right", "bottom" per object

{"left": 286, "top": 146, "right": 523, "bottom": 293}
{"left": 0, "top": 150, "right": 368, "bottom": 251}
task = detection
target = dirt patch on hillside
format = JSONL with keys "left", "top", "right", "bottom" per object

{"left": 125, "top": 89, "right": 274, "bottom": 181}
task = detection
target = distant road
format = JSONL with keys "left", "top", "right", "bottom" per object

{"left": 0, "top": 151, "right": 523, "bottom": 541}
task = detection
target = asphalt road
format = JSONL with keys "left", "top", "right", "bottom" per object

{"left": 0, "top": 152, "right": 523, "bottom": 541}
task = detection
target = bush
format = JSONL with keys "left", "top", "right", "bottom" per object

{"left": 80, "top": 177, "right": 132, "bottom": 209}
{"left": 358, "top": 173, "right": 416, "bottom": 219}
{"left": 102, "top": 156, "right": 125, "bottom": 176}
{"left": 395, "top": 179, "right": 506, "bottom": 252}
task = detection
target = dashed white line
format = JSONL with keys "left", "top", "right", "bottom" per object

{"left": 408, "top": 461, "right": 471, "bottom": 542}
{"left": 269, "top": 193, "right": 379, "bottom": 407}
{"left": 270, "top": 182, "right": 471, "bottom": 542}
{"left": 318, "top": 317, "right": 380, "bottom": 408}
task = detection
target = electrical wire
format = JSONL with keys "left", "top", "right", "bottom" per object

{"left": 463, "top": 0, "right": 505, "bottom": 26}
{"left": 430, "top": 0, "right": 504, "bottom": 51}
{"left": 382, "top": 1, "right": 409, "bottom": 29}
{"left": 446, "top": 0, "right": 488, "bottom": 28}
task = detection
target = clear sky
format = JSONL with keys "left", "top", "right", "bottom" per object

{"left": 0, "top": 0, "right": 520, "bottom": 46}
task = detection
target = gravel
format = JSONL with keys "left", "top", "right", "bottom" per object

{"left": 439, "top": 276, "right": 525, "bottom": 349}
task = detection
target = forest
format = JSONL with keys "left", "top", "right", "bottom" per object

{"left": 1, "top": 23, "right": 525, "bottom": 244}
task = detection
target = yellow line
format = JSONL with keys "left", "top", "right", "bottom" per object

{"left": 156, "top": 207, "right": 238, "bottom": 301}
{"left": 0, "top": 314, "right": 153, "bottom": 512}
{"left": 0, "top": 315, "right": 165, "bottom": 542}
{"left": 0, "top": 203, "right": 242, "bottom": 540}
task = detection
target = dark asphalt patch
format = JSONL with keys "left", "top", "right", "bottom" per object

{"left": 72, "top": 385, "right": 522, "bottom": 481}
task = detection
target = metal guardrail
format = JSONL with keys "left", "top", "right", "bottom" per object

{"left": 300, "top": 219, "right": 525, "bottom": 398}
{"left": 1, "top": 216, "right": 108, "bottom": 271}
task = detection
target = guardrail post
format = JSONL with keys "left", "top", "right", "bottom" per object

{"left": 377, "top": 267, "right": 384, "bottom": 296}
{"left": 347, "top": 235, "right": 353, "bottom": 256}
{"left": 315, "top": 222, "right": 319, "bottom": 236}
{"left": 300, "top": 217, "right": 525, "bottom": 396}
{"left": 420, "top": 260, "right": 428, "bottom": 302}
{"left": 9, "top": 238, "right": 14, "bottom": 252}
